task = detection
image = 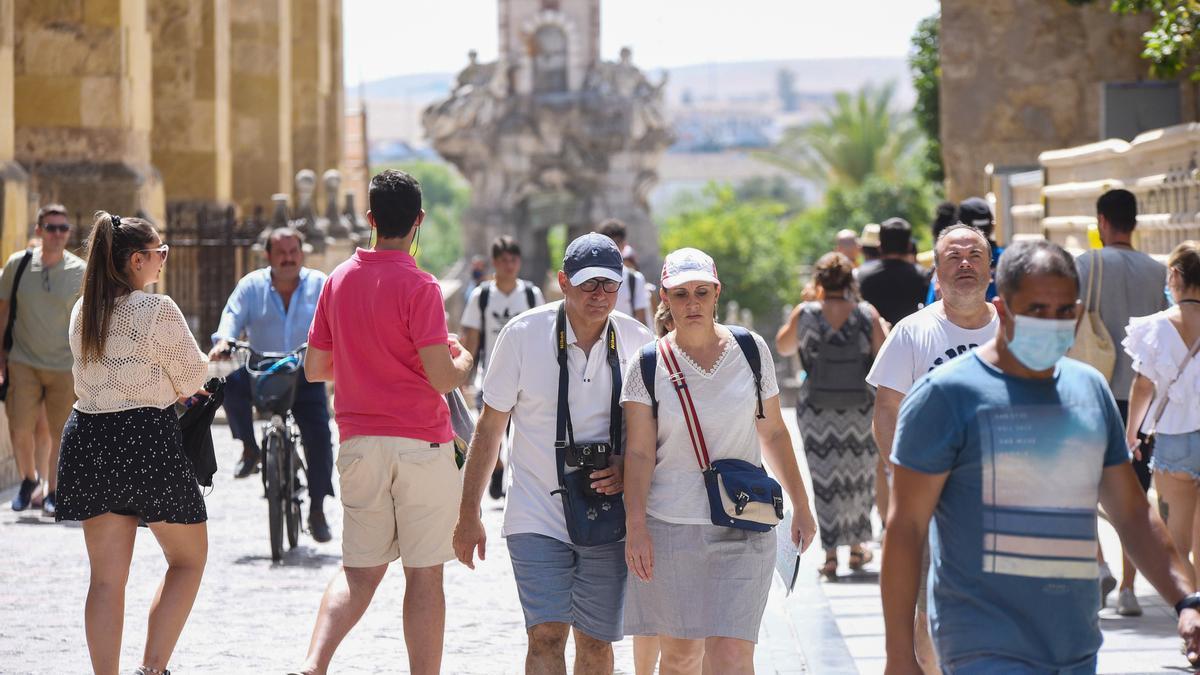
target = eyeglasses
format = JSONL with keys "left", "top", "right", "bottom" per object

{"left": 42, "top": 224, "right": 70, "bottom": 234}
{"left": 576, "top": 278, "right": 621, "bottom": 293}
{"left": 139, "top": 244, "right": 170, "bottom": 262}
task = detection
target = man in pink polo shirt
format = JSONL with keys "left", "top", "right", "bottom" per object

{"left": 295, "top": 169, "right": 473, "bottom": 675}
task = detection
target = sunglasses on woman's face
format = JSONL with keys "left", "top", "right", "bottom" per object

{"left": 139, "top": 244, "right": 170, "bottom": 262}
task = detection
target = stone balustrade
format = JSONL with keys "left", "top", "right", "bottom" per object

{"left": 997, "top": 123, "right": 1200, "bottom": 256}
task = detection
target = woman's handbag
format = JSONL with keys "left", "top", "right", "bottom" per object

{"left": 658, "top": 336, "right": 783, "bottom": 532}
{"left": 1067, "top": 251, "right": 1116, "bottom": 380}
{"left": 1138, "top": 334, "right": 1200, "bottom": 457}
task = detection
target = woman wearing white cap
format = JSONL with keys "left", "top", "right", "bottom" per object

{"left": 620, "top": 247, "right": 817, "bottom": 673}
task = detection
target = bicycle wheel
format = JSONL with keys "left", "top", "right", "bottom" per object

{"left": 264, "top": 432, "right": 285, "bottom": 562}
{"left": 285, "top": 440, "right": 300, "bottom": 549}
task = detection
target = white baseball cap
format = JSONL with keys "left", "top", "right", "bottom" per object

{"left": 660, "top": 247, "right": 719, "bottom": 289}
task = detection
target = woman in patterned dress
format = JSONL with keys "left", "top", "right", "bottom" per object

{"left": 777, "top": 252, "right": 886, "bottom": 579}
{"left": 56, "top": 212, "right": 209, "bottom": 675}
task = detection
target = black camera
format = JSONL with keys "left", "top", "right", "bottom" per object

{"left": 565, "top": 442, "right": 613, "bottom": 498}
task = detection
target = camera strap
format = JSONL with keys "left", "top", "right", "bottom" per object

{"left": 553, "top": 303, "right": 622, "bottom": 488}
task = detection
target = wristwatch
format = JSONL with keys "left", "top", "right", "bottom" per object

{"left": 1175, "top": 592, "right": 1200, "bottom": 616}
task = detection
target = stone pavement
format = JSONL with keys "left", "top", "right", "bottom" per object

{"left": 0, "top": 413, "right": 1188, "bottom": 674}
{"left": 0, "top": 421, "right": 806, "bottom": 674}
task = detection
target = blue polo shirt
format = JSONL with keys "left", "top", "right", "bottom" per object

{"left": 212, "top": 267, "right": 326, "bottom": 352}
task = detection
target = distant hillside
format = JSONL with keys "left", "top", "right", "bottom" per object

{"left": 350, "top": 56, "right": 915, "bottom": 145}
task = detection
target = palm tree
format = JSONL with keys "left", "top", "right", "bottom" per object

{"left": 762, "top": 81, "right": 919, "bottom": 189}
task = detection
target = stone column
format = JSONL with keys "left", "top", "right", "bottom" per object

{"left": 231, "top": 0, "right": 292, "bottom": 212}
{"left": 0, "top": 0, "right": 29, "bottom": 260}
{"left": 291, "top": 0, "right": 327, "bottom": 178}
{"left": 13, "top": 0, "right": 164, "bottom": 224}
{"left": 324, "top": 0, "right": 343, "bottom": 176}
{"left": 150, "top": 0, "right": 232, "bottom": 209}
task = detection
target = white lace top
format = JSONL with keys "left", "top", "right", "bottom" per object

{"left": 70, "top": 291, "right": 209, "bottom": 413}
{"left": 1123, "top": 310, "right": 1200, "bottom": 435}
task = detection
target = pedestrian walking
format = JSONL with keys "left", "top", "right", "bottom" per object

{"left": 777, "top": 252, "right": 885, "bottom": 579}
{"left": 1124, "top": 241, "right": 1200, "bottom": 588}
{"left": 857, "top": 217, "right": 928, "bottom": 328}
{"left": 1076, "top": 188, "right": 1171, "bottom": 615}
{"left": 621, "top": 247, "right": 817, "bottom": 674}
{"left": 597, "top": 219, "right": 651, "bottom": 326}
{"left": 882, "top": 239, "right": 1200, "bottom": 674}
{"left": 454, "top": 233, "right": 652, "bottom": 675}
{"left": 295, "top": 170, "right": 473, "bottom": 675}
{"left": 1, "top": 203, "right": 86, "bottom": 514}
{"left": 56, "top": 212, "right": 210, "bottom": 675}
{"left": 866, "top": 223, "right": 997, "bottom": 673}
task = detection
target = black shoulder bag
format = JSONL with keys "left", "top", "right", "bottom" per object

{"left": 1, "top": 250, "right": 35, "bottom": 402}
{"left": 550, "top": 304, "right": 627, "bottom": 546}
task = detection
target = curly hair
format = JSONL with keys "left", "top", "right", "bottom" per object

{"left": 813, "top": 251, "right": 856, "bottom": 293}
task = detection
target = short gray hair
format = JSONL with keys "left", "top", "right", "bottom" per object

{"left": 995, "top": 239, "right": 1079, "bottom": 299}
{"left": 264, "top": 226, "right": 305, "bottom": 253}
{"left": 933, "top": 224, "right": 991, "bottom": 265}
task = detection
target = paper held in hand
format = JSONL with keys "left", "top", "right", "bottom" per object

{"left": 775, "top": 510, "right": 802, "bottom": 595}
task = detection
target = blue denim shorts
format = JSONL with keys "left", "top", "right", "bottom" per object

{"left": 506, "top": 533, "right": 627, "bottom": 642}
{"left": 942, "top": 653, "right": 1096, "bottom": 675}
{"left": 1150, "top": 431, "right": 1200, "bottom": 480}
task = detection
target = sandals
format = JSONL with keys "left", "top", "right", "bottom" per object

{"left": 819, "top": 555, "right": 838, "bottom": 580}
{"left": 849, "top": 548, "right": 874, "bottom": 571}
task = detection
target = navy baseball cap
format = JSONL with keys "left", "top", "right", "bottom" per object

{"left": 562, "top": 233, "right": 624, "bottom": 286}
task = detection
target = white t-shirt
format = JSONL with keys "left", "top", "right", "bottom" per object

{"left": 616, "top": 267, "right": 650, "bottom": 321}
{"left": 866, "top": 300, "right": 998, "bottom": 395}
{"left": 1123, "top": 311, "right": 1200, "bottom": 435}
{"left": 483, "top": 302, "right": 654, "bottom": 543}
{"left": 620, "top": 328, "right": 780, "bottom": 525}
{"left": 460, "top": 280, "right": 545, "bottom": 388}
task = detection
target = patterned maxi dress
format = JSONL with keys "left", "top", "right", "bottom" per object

{"left": 794, "top": 302, "right": 877, "bottom": 550}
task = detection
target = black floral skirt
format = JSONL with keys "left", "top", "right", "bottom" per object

{"left": 56, "top": 406, "right": 207, "bottom": 524}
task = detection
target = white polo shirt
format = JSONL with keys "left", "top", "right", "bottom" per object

{"left": 483, "top": 301, "right": 655, "bottom": 543}
{"left": 615, "top": 267, "right": 650, "bottom": 320}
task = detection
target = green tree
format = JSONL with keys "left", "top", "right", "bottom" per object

{"left": 660, "top": 184, "right": 802, "bottom": 327}
{"left": 909, "top": 12, "right": 944, "bottom": 184}
{"left": 1070, "top": 0, "right": 1200, "bottom": 79}
{"left": 761, "top": 82, "right": 919, "bottom": 188}
{"left": 372, "top": 160, "right": 468, "bottom": 275}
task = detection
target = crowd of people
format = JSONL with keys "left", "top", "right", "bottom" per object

{"left": 3, "top": 168, "right": 1200, "bottom": 674}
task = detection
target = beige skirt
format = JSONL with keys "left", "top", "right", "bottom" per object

{"left": 623, "top": 516, "right": 774, "bottom": 642}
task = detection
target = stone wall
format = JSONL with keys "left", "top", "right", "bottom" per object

{"left": 940, "top": 0, "right": 1197, "bottom": 203}
{"left": 150, "top": 0, "right": 232, "bottom": 208}
{"left": 0, "top": 0, "right": 29, "bottom": 260}
{"left": 230, "top": 0, "right": 292, "bottom": 211}
{"left": 14, "top": 0, "right": 164, "bottom": 222}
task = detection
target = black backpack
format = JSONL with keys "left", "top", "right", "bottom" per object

{"left": 798, "top": 303, "right": 871, "bottom": 410}
{"left": 478, "top": 281, "right": 538, "bottom": 367}
{"left": 639, "top": 326, "right": 764, "bottom": 420}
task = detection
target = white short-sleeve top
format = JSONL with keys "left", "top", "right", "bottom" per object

{"left": 621, "top": 327, "right": 779, "bottom": 525}
{"left": 70, "top": 291, "right": 209, "bottom": 413}
{"left": 1123, "top": 310, "right": 1200, "bottom": 435}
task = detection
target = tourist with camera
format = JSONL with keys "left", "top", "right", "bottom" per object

{"left": 620, "top": 247, "right": 817, "bottom": 674}
{"left": 453, "top": 232, "right": 653, "bottom": 674}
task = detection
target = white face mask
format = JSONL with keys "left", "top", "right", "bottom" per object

{"left": 1005, "top": 314, "right": 1076, "bottom": 371}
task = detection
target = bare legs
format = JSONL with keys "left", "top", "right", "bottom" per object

{"left": 1156, "top": 469, "right": 1200, "bottom": 585}
{"left": 300, "top": 564, "right": 445, "bottom": 675}
{"left": 633, "top": 635, "right": 662, "bottom": 675}
{"left": 524, "top": 623, "right": 613, "bottom": 675}
{"left": 81, "top": 514, "right": 207, "bottom": 675}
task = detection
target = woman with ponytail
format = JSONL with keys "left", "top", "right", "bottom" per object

{"left": 57, "top": 212, "right": 209, "bottom": 675}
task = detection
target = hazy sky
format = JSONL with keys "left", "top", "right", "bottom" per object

{"left": 343, "top": 0, "right": 941, "bottom": 85}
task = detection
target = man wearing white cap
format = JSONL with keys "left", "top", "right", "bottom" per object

{"left": 454, "top": 232, "right": 654, "bottom": 674}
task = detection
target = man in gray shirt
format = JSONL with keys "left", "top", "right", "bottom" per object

{"left": 1076, "top": 188, "right": 1168, "bottom": 617}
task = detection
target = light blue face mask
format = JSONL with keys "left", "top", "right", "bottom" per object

{"left": 1166, "top": 284, "right": 1176, "bottom": 307}
{"left": 1006, "top": 314, "right": 1076, "bottom": 371}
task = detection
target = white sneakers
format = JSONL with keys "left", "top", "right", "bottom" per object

{"left": 1116, "top": 588, "right": 1143, "bottom": 617}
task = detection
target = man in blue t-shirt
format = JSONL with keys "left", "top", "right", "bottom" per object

{"left": 881, "top": 239, "right": 1200, "bottom": 674}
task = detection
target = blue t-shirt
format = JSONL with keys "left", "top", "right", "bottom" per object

{"left": 892, "top": 353, "right": 1130, "bottom": 669}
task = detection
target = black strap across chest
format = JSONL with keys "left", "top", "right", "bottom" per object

{"left": 4, "top": 250, "right": 34, "bottom": 353}
{"left": 478, "top": 281, "right": 537, "bottom": 368}
{"left": 554, "top": 304, "right": 623, "bottom": 486}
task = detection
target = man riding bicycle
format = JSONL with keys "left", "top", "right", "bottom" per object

{"left": 209, "top": 227, "right": 335, "bottom": 543}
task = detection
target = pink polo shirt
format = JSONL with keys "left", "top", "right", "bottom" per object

{"left": 308, "top": 248, "right": 452, "bottom": 443}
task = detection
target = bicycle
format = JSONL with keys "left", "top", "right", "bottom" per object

{"left": 223, "top": 341, "right": 309, "bottom": 562}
